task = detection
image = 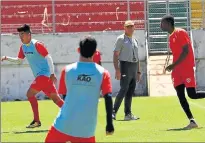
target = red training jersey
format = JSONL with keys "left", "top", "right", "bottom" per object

{"left": 169, "top": 28, "right": 195, "bottom": 68}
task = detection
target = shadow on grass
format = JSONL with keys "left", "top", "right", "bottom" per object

{"left": 166, "top": 127, "right": 204, "bottom": 131}
{"left": 13, "top": 130, "right": 48, "bottom": 134}
{"left": 116, "top": 118, "right": 140, "bottom": 122}
{"left": 1, "top": 131, "right": 10, "bottom": 134}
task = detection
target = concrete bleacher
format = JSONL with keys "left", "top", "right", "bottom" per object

{"left": 191, "top": 0, "right": 205, "bottom": 29}
{"left": 1, "top": 1, "right": 145, "bottom": 33}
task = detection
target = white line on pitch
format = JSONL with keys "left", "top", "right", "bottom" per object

{"left": 190, "top": 101, "right": 205, "bottom": 110}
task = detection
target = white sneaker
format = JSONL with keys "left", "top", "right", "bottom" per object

{"left": 183, "top": 122, "right": 198, "bottom": 130}
{"left": 124, "top": 113, "right": 139, "bottom": 121}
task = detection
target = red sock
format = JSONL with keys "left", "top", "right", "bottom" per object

{"left": 28, "top": 96, "right": 40, "bottom": 122}
{"left": 56, "top": 99, "right": 64, "bottom": 108}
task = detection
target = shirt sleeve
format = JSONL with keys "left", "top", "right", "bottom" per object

{"left": 179, "top": 30, "right": 190, "bottom": 48}
{"left": 114, "top": 37, "right": 123, "bottom": 52}
{"left": 17, "top": 46, "right": 25, "bottom": 59}
{"left": 77, "top": 47, "right": 80, "bottom": 53}
{"left": 35, "top": 42, "right": 49, "bottom": 57}
{"left": 101, "top": 70, "right": 112, "bottom": 96}
{"left": 93, "top": 51, "right": 101, "bottom": 64}
{"left": 58, "top": 67, "right": 67, "bottom": 95}
{"left": 97, "top": 51, "right": 102, "bottom": 61}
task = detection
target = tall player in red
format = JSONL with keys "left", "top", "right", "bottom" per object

{"left": 161, "top": 15, "right": 205, "bottom": 129}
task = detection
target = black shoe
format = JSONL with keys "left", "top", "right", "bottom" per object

{"left": 26, "top": 120, "right": 41, "bottom": 128}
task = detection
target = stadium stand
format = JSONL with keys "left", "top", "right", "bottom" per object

{"left": 191, "top": 0, "right": 205, "bottom": 29}
{"left": 1, "top": 1, "right": 145, "bottom": 33}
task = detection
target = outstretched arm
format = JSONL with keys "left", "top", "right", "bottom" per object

{"left": 1, "top": 56, "right": 23, "bottom": 64}
{"left": 1, "top": 46, "right": 25, "bottom": 64}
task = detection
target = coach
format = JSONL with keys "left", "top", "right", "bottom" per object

{"left": 112, "top": 20, "right": 141, "bottom": 121}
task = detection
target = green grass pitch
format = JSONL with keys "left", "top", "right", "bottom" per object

{"left": 1, "top": 96, "right": 205, "bottom": 142}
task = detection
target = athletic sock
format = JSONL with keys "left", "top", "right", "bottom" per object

{"left": 190, "top": 118, "right": 196, "bottom": 124}
{"left": 56, "top": 99, "right": 64, "bottom": 108}
{"left": 28, "top": 96, "right": 40, "bottom": 122}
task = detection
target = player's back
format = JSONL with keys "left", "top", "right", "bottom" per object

{"left": 54, "top": 62, "right": 105, "bottom": 138}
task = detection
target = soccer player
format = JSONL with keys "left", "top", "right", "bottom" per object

{"left": 61, "top": 47, "right": 102, "bottom": 100}
{"left": 161, "top": 15, "right": 205, "bottom": 129}
{"left": 1, "top": 24, "right": 64, "bottom": 128}
{"left": 77, "top": 47, "right": 102, "bottom": 65}
{"left": 45, "top": 36, "right": 114, "bottom": 143}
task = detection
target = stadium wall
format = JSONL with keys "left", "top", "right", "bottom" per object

{"left": 1, "top": 30, "right": 148, "bottom": 101}
{"left": 193, "top": 30, "right": 205, "bottom": 91}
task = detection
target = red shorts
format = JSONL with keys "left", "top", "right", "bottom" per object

{"left": 171, "top": 67, "right": 196, "bottom": 88}
{"left": 30, "top": 76, "right": 57, "bottom": 97}
{"left": 45, "top": 126, "right": 95, "bottom": 143}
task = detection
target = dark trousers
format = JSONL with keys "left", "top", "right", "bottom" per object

{"left": 113, "top": 61, "right": 138, "bottom": 115}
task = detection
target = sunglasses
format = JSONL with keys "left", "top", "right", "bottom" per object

{"left": 19, "top": 32, "right": 30, "bottom": 36}
{"left": 125, "top": 25, "right": 134, "bottom": 28}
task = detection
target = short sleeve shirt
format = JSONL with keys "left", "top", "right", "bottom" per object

{"left": 114, "top": 34, "right": 139, "bottom": 63}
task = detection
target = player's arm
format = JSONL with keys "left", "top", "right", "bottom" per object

{"left": 172, "top": 31, "right": 189, "bottom": 67}
{"left": 58, "top": 67, "right": 67, "bottom": 100}
{"left": 101, "top": 70, "right": 114, "bottom": 135}
{"left": 1, "top": 46, "right": 25, "bottom": 64}
{"left": 137, "top": 60, "right": 140, "bottom": 73}
{"left": 98, "top": 51, "right": 102, "bottom": 66}
{"left": 36, "top": 42, "right": 55, "bottom": 77}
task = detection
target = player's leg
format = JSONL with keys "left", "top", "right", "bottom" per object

{"left": 184, "top": 69, "right": 205, "bottom": 99}
{"left": 124, "top": 78, "right": 139, "bottom": 120}
{"left": 49, "top": 93, "right": 64, "bottom": 108}
{"left": 43, "top": 79, "right": 64, "bottom": 108}
{"left": 45, "top": 126, "right": 68, "bottom": 143}
{"left": 186, "top": 88, "right": 205, "bottom": 99}
{"left": 172, "top": 69, "right": 198, "bottom": 129}
{"left": 175, "top": 84, "right": 198, "bottom": 129}
{"left": 26, "top": 78, "right": 42, "bottom": 128}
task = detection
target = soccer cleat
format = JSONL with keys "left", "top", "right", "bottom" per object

{"left": 183, "top": 122, "right": 198, "bottom": 130}
{"left": 26, "top": 120, "right": 41, "bottom": 128}
{"left": 124, "top": 113, "right": 140, "bottom": 121}
{"left": 112, "top": 113, "right": 116, "bottom": 120}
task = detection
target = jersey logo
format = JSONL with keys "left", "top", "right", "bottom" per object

{"left": 173, "top": 38, "right": 175, "bottom": 43}
{"left": 24, "top": 52, "right": 34, "bottom": 54}
{"left": 77, "top": 74, "right": 94, "bottom": 82}
{"left": 186, "top": 78, "right": 191, "bottom": 83}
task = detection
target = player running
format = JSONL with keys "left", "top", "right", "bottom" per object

{"left": 45, "top": 36, "right": 114, "bottom": 143}
{"left": 161, "top": 15, "right": 205, "bottom": 129}
{"left": 1, "top": 24, "right": 64, "bottom": 128}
